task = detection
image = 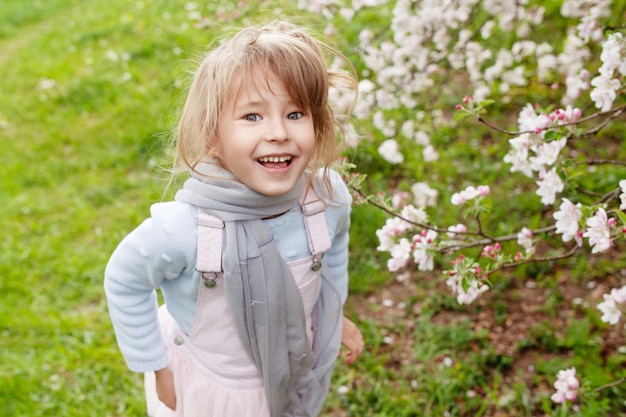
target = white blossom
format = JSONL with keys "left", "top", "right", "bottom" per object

{"left": 536, "top": 168, "right": 564, "bottom": 205}
{"left": 517, "top": 227, "right": 534, "bottom": 253}
{"left": 378, "top": 139, "right": 404, "bottom": 164}
{"left": 619, "top": 179, "right": 626, "bottom": 210}
{"left": 411, "top": 182, "right": 438, "bottom": 208}
{"left": 597, "top": 295, "right": 621, "bottom": 324}
{"left": 583, "top": 208, "right": 612, "bottom": 253}
{"left": 412, "top": 229, "right": 437, "bottom": 271}
{"left": 553, "top": 198, "right": 583, "bottom": 246}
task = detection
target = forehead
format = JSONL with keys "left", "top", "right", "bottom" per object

{"left": 228, "top": 68, "right": 291, "bottom": 107}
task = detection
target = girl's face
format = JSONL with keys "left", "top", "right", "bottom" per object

{"left": 217, "top": 70, "right": 316, "bottom": 197}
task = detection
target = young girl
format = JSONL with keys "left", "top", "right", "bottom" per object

{"left": 104, "top": 21, "right": 363, "bottom": 416}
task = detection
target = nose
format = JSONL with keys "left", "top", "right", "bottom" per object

{"left": 264, "top": 116, "right": 288, "bottom": 142}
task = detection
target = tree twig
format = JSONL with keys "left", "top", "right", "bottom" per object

{"left": 477, "top": 104, "right": 626, "bottom": 136}
{"left": 594, "top": 377, "right": 626, "bottom": 392}
{"left": 488, "top": 244, "right": 581, "bottom": 274}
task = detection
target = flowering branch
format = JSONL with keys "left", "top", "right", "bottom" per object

{"left": 306, "top": 0, "right": 626, "bottom": 412}
{"left": 476, "top": 104, "right": 626, "bottom": 138}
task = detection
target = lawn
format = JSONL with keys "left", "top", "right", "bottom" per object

{"left": 1, "top": 1, "right": 625, "bottom": 416}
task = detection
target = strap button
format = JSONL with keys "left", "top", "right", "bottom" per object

{"left": 311, "top": 261, "right": 322, "bottom": 271}
{"left": 202, "top": 272, "right": 217, "bottom": 288}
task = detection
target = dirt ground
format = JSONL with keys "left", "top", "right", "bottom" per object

{"left": 338, "top": 247, "right": 626, "bottom": 416}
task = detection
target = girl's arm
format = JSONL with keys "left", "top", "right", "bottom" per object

{"left": 104, "top": 202, "right": 195, "bottom": 372}
{"left": 318, "top": 169, "right": 352, "bottom": 303}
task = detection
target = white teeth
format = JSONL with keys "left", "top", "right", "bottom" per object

{"left": 258, "top": 156, "right": 292, "bottom": 163}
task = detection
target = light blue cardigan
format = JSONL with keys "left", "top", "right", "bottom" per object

{"left": 104, "top": 171, "right": 351, "bottom": 373}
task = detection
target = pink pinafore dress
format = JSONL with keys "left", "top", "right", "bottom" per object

{"left": 145, "top": 189, "right": 331, "bottom": 416}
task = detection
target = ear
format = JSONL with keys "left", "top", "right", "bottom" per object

{"left": 206, "top": 142, "right": 220, "bottom": 160}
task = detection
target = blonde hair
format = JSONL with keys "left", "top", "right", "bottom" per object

{"left": 173, "top": 21, "right": 357, "bottom": 195}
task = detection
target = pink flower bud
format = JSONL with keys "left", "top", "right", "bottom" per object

{"left": 608, "top": 218, "right": 617, "bottom": 228}
{"left": 573, "top": 108, "right": 582, "bottom": 119}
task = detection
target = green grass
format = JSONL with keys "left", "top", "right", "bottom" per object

{"left": 2, "top": 1, "right": 626, "bottom": 416}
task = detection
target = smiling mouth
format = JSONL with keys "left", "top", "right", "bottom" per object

{"left": 257, "top": 155, "right": 293, "bottom": 167}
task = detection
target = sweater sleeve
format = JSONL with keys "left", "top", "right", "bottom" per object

{"left": 318, "top": 170, "right": 352, "bottom": 304}
{"left": 104, "top": 202, "right": 196, "bottom": 372}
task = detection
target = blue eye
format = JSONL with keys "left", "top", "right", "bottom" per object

{"left": 244, "top": 114, "right": 261, "bottom": 121}
{"left": 287, "top": 111, "right": 303, "bottom": 120}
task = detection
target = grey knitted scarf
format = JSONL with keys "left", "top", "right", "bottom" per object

{"left": 175, "top": 162, "right": 342, "bottom": 417}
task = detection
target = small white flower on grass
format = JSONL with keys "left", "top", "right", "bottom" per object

{"left": 106, "top": 50, "right": 119, "bottom": 62}
{"left": 38, "top": 77, "right": 56, "bottom": 90}
{"left": 551, "top": 367, "right": 579, "bottom": 404}
{"left": 396, "top": 272, "right": 409, "bottom": 282}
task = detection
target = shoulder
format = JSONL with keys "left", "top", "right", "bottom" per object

{"left": 117, "top": 201, "right": 197, "bottom": 254}
{"left": 149, "top": 201, "right": 197, "bottom": 232}
{"left": 312, "top": 168, "right": 352, "bottom": 208}
{"left": 311, "top": 169, "right": 351, "bottom": 234}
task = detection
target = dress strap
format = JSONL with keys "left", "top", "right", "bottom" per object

{"left": 195, "top": 210, "right": 224, "bottom": 273}
{"left": 195, "top": 187, "right": 331, "bottom": 274}
{"left": 299, "top": 188, "right": 331, "bottom": 270}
